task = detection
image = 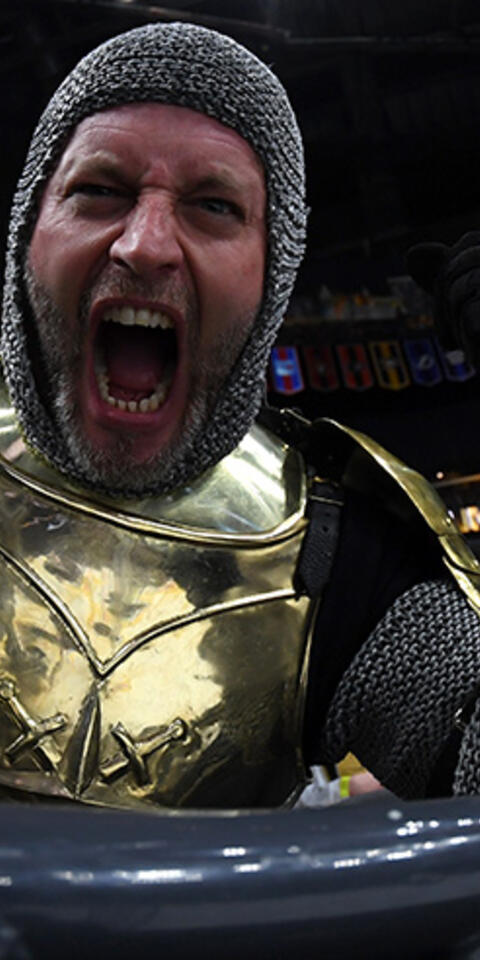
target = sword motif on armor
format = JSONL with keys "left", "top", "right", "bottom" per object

{"left": 100, "top": 717, "right": 187, "bottom": 786}
{"left": 0, "top": 678, "right": 66, "bottom": 768}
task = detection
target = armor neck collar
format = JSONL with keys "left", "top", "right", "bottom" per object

{"left": 0, "top": 378, "right": 306, "bottom": 540}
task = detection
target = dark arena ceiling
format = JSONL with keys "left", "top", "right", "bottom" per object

{"left": 3, "top": 0, "right": 480, "bottom": 291}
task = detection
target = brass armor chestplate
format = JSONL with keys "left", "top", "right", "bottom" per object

{"left": 0, "top": 401, "right": 310, "bottom": 811}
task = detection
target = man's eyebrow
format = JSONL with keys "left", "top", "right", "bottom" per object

{"left": 60, "top": 152, "right": 127, "bottom": 183}
{"left": 188, "top": 171, "right": 261, "bottom": 195}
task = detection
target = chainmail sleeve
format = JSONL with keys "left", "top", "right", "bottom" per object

{"left": 320, "top": 579, "right": 480, "bottom": 799}
{"left": 454, "top": 698, "right": 480, "bottom": 794}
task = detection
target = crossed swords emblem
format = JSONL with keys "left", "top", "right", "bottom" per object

{"left": 0, "top": 677, "right": 187, "bottom": 788}
{"left": 0, "top": 678, "right": 66, "bottom": 768}
{"left": 99, "top": 717, "right": 187, "bottom": 786}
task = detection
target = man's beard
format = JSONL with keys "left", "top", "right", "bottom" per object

{"left": 24, "top": 264, "right": 257, "bottom": 497}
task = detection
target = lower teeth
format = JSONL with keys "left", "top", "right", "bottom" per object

{"left": 96, "top": 369, "right": 169, "bottom": 412}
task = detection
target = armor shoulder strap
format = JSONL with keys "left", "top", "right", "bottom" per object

{"left": 294, "top": 479, "right": 344, "bottom": 598}
{"left": 258, "top": 405, "right": 480, "bottom": 615}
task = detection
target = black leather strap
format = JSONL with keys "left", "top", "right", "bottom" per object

{"left": 294, "top": 480, "right": 344, "bottom": 598}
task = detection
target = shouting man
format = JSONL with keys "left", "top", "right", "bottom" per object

{"left": 1, "top": 21, "right": 480, "bottom": 810}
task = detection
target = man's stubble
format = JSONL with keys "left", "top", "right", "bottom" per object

{"left": 24, "top": 263, "right": 258, "bottom": 496}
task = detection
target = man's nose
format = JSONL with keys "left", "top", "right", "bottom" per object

{"left": 109, "top": 193, "right": 183, "bottom": 276}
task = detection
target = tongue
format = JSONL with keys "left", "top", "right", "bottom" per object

{"left": 104, "top": 327, "right": 164, "bottom": 401}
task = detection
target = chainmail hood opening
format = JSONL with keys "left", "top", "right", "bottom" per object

{"left": 0, "top": 21, "right": 307, "bottom": 495}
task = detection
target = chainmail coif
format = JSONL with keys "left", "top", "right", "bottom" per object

{"left": 0, "top": 21, "right": 307, "bottom": 494}
{"left": 321, "top": 579, "right": 480, "bottom": 799}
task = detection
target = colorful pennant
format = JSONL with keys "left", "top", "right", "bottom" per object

{"left": 436, "top": 341, "right": 476, "bottom": 382}
{"left": 270, "top": 346, "right": 304, "bottom": 395}
{"left": 303, "top": 345, "right": 339, "bottom": 392}
{"left": 336, "top": 343, "right": 373, "bottom": 391}
{"left": 403, "top": 338, "right": 442, "bottom": 387}
{"left": 369, "top": 340, "right": 410, "bottom": 390}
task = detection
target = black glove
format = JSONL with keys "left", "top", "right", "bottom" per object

{"left": 407, "top": 232, "right": 480, "bottom": 363}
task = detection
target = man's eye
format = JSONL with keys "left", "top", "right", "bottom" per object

{"left": 67, "top": 184, "right": 123, "bottom": 198}
{"left": 198, "top": 197, "right": 242, "bottom": 218}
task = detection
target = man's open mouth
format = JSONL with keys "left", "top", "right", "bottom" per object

{"left": 93, "top": 305, "right": 178, "bottom": 414}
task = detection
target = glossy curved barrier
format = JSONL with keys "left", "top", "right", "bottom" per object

{"left": 1, "top": 795, "right": 480, "bottom": 959}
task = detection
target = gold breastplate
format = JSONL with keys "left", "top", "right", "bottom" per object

{"left": 0, "top": 388, "right": 310, "bottom": 811}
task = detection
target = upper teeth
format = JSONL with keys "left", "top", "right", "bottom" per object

{"left": 103, "top": 306, "right": 174, "bottom": 329}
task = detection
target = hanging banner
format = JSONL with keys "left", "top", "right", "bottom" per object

{"left": 270, "top": 346, "right": 304, "bottom": 395}
{"left": 336, "top": 343, "right": 373, "bottom": 391}
{"left": 435, "top": 341, "right": 476, "bottom": 382}
{"left": 369, "top": 340, "right": 410, "bottom": 390}
{"left": 403, "top": 338, "right": 442, "bottom": 387}
{"left": 303, "top": 345, "right": 339, "bottom": 392}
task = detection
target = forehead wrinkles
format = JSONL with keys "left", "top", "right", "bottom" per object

{"left": 52, "top": 104, "right": 266, "bottom": 195}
